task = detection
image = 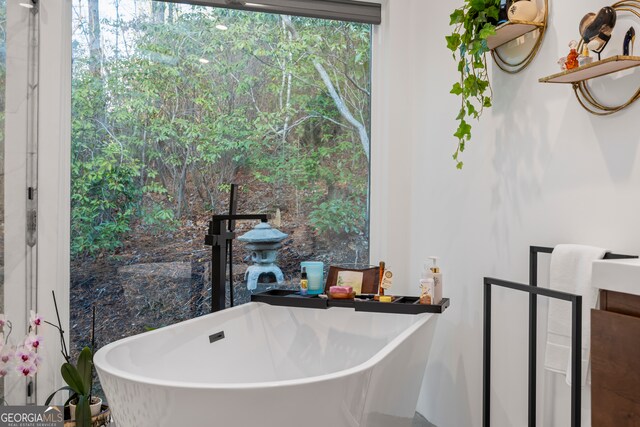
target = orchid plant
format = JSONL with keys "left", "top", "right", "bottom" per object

{"left": 0, "top": 310, "right": 44, "bottom": 384}
{"left": 0, "top": 294, "right": 100, "bottom": 426}
{"left": 45, "top": 293, "right": 99, "bottom": 427}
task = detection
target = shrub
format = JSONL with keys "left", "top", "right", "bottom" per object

{"left": 309, "top": 196, "right": 366, "bottom": 236}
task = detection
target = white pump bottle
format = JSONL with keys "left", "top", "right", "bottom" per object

{"left": 428, "top": 256, "right": 443, "bottom": 305}
{"left": 419, "top": 263, "right": 435, "bottom": 304}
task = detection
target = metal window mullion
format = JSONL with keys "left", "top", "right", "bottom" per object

{"left": 25, "top": 1, "right": 40, "bottom": 404}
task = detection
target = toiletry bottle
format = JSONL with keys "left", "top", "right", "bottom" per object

{"left": 419, "top": 264, "right": 434, "bottom": 304}
{"left": 378, "top": 261, "right": 385, "bottom": 297}
{"left": 300, "top": 267, "right": 308, "bottom": 295}
{"left": 381, "top": 269, "right": 393, "bottom": 293}
{"left": 428, "top": 256, "right": 443, "bottom": 305}
{"left": 578, "top": 45, "right": 593, "bottom": 67}
{"left": 565, "top": 40, "right": 579, "bottom": 70}
{"left": 624, "top": 27, "right": 636, "bottom": 56}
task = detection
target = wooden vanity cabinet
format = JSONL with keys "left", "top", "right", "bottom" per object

{"left": 591, "top": 289, "right": 640, "bottom": 426}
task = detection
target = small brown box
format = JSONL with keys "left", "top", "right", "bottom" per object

{"left": 325, "top": 265, "right": 380, "bottom": 295}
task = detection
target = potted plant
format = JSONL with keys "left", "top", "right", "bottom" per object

{"left": 46, "top": 346, "right": 101, "bottom": 425}
{"left": 446, "top": 0, "right": 499, "bottom": 169}
{"left": 45, "top": 294, "right": 108, "bottom": 427}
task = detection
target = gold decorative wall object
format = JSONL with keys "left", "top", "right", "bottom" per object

{"left": 488, "top": 0, "right": 549, "bottom": 73}
{"left": 539, "top": 0, "right": 640, "bottom": 115}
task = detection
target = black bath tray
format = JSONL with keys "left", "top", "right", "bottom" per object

{"left": 250, "top": 289, "right": 327, "bottom": 309}
{"left": 353, "top": 296, "right": 450, "bottom": 314}
{"left": 251, "top": 290, "right": 449, "bottom": 315}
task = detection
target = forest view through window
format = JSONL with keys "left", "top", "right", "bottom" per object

{"left": 70, "top": 0, "right": 371, "bottom": 370}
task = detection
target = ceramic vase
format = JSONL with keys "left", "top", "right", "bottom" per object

{"left": 69, "top": 397, "right": 103, "bottom": 421}
{"left": 508, "top": 0, "right": 538, "bottom": 22}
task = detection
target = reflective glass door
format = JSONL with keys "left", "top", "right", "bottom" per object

{"left": 0, "top": 0, "right": 5, "bottom": 398}
{"left": 1, "top": 0, "right": 37, "bottom": 404}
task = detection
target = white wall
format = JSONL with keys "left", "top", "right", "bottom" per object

{"left": 370, "top": 0, "right": 415, "bottom": 298}
{"left": 373, "top": 1, "right": 640, "bottom": 426}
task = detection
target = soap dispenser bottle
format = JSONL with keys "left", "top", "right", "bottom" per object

{"left": 428, "top": 256, "right": 443, "bottom": 304}
{"left": 419, "top": 263, "right": 435, "bottom": 304}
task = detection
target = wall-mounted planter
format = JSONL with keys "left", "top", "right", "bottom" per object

{"left": 446, "top": 0, "right": 549, "bottom": 168}
{"left": 489, "top": 0, "right": 549, "bottom": 73}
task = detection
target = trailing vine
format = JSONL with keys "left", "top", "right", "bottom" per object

{"left": 446, "top": 0, "right": 499, "bottom": 169}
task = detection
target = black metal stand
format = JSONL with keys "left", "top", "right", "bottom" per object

{"left": 483, "top": 246, "right": 637, "bottom": 427}
{"left": 204, "top": 185, "right": 268, "bottom": 313}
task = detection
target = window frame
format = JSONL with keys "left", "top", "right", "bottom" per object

{"left": 157, "top": 0, "right": 381, "bottom": 24}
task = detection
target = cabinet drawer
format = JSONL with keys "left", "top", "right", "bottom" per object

{"left": 600, "top": 289, "right": 640, "bottom": 317}
{"left": 591, "top": 309, "right": 640, "bottom": 426}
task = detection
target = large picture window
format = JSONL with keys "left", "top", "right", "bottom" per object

{"left": 70, "top": 0, "right": 372, "bottom": 394}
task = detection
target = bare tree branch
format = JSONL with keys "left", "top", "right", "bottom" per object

{"left": 281, "top": 15, "right": 370, "bottom": 159}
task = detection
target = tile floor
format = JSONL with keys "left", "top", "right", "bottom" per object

{"left": 412, "top": 412, "right": 437, "bottom": 427}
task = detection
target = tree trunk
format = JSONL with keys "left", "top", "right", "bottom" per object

{"left": 152, "top": 2, "right": 166, "bottom": 24}
{"left": 114, "top": 0, "right": 120, "bottom": 61}
{"left": 312, "top": 61, "right": 370, "bottom": 159}
{"left": 281, "top": 18, "right": 293, "bottom": 144}
{"left": 88, "top": 0, "right": 102, "bottom": 77}
{"left": 175, "top": 153, "right": 189, "bottom": 218}
{"left": 281, "top": 15, "right": 370, "bottom": 160}
{"left": 140, "top": 128, "right": 147, "bottom": 188}
{"left": 167, "top": 3, "right": 174, "bottom": 24}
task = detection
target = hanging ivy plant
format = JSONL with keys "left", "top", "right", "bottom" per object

{"left": 446, "top": 0, "right": 499, "bottom": 169}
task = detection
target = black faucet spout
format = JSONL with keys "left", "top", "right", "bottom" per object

{"left": 205, "top": 207, "right": 269, "bottom": 312}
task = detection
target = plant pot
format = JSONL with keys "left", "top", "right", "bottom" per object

{"left": 69, "top": 397, "right": 102, "bottom": 420}
{"left": 64, "top": 403, "right": 110, "bottom": 427}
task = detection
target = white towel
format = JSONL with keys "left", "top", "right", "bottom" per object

{"left": 544, "top": 244, "right": 607, "bottom": 386}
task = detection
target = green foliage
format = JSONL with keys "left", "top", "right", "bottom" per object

{"left": 447, "top": 0, "right": 498, "bottom": 169}
{"left": 71, "top": 141, "right": 142, "bottom": 256}
{"left": 309, "top": 196, "right": 366, "bottom": 236}
{"left": 70, "top": 4, "right": 372, "bottom": 254}
{"left": 46, "top": 347, "right": 94, "bottom": 427}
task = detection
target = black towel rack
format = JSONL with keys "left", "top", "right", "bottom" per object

{"left": 483, "top": 246, "right": 637, "bottom": 427}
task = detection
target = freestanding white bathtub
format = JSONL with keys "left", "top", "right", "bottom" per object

{"left": 94, "top": 302, "right": 437, "bottom": 427}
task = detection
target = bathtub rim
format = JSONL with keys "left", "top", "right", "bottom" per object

{"left": 93, "top": 302, "right": 434, "bottom": 390}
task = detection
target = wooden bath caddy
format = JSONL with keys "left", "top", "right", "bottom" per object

{"left": 251, "top": 289, "right": 450, "bottom": 315}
